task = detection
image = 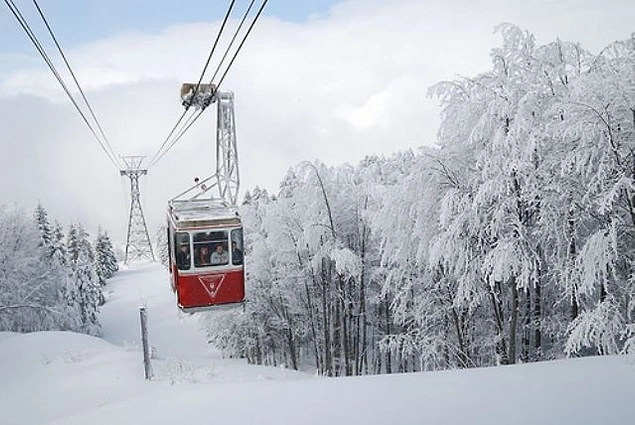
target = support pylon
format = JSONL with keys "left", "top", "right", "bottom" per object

{"left": 120, "top": 156, "right": 155, "bottom": 263}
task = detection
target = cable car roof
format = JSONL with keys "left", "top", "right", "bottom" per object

{"left": 168, "top": 199, "right": 240, "bottom": 229}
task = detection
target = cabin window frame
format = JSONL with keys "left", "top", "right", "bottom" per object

{"left": 174, "top": 231, "right": 192, "bottom": 270}
{"left": 193, "top": 230, "right": 229, "bottom": 268}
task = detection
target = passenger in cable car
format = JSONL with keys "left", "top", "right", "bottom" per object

{"left": 177, "top": 244, "right": 191, "bottom": 270}
{"left": 231, "top": 241, "right": 243, "bottom": 265}
{"left": 196, "top": 245, "right": 212, "bottom": 267}
{"left": 210, "top": 244, "right": 228, "bottom": 265}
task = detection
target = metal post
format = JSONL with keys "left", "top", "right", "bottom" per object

{"left": 139, "top": 306, "right": 153, "bottom": 380}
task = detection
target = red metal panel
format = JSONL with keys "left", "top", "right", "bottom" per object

{"left": 176, "top": 268, "right": 244, "bottom": 310}
{"left": 170, "top": 264, "right": 178, "bottom": 292}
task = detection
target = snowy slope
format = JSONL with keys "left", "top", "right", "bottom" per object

{"left": 0, "top": 263, "right": 633, "bottom": 425}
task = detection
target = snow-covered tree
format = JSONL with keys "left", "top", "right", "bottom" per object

{"left": 94, "top": 228, "right": 119, "bottom": 286}
{"left": 425, "top": 25, "right": 634, "bottom": 361}
{"left": 551, "top": 36, "right": 635, "bottom": 355}
{"left": 34, "top": 202, "right": 54, "bottom": 253}
{"left": 0, "top": 206, "right": 76, "bottom": 332}
{"left": 203, "top": 25, "right": 635, "bottom": 374}
{"left": 155, "top": 224, "right": 169, "bottom": 267}
{"left": 67, "top": 223, "right": 102, "bottom": 335}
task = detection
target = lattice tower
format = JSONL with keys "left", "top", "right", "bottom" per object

{"left": 120, "top": 156, "right": 155, "bottom": 263}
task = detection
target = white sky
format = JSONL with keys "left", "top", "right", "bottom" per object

{"left": 0, "top": 0, "right": 633, "bottom": 243}
{"left": 0, "top": 262, "right": 633, "bottom": 424}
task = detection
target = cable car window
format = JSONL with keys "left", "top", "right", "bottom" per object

{"left": 231, "top": 228, "right": 244, "bottom": 265}
{"left": 193, "top": 230, "right": 228, "bottom": 267}
{"left": 175, "top": 232, "right": 191, "bottom": 270}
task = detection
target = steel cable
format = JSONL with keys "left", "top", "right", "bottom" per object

{"left": 4, "top": 0, "right": 121, "bottom": 170}
{"left": 147, "top": 0, "right": 269, "bottom": 169}
{"left": 32, "top": 0, "right": 120, "bottom": 168}
{"left": 147, "top": 0, "right": 238, "bottom": 168}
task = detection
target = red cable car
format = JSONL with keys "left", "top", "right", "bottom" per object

{"left": 167, "top": 199, "right": 245, "bottom": 312}
{"left": 166, "top": 89, "right": 244, "bottom": 312}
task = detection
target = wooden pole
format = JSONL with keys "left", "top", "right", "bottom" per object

{"left": 139, "top": 306, "right": 153, "bottom": 380}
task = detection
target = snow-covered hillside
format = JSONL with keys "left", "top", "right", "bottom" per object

{"left": 0, "top": 263, "right": 633, "bottom": 425}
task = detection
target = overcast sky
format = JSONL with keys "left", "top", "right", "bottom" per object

{"left": 1, "top": 0, "right": 633, "bottom": 245}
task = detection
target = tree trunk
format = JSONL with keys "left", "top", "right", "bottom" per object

{"left": 384, "top": 297, "right": 392, "bottom": 373}
{"left": 568, "top": 209, "right": 579, "bottom": 320}
{"left": 332, "top": 274, "right": 342, "bottom": 376}
{"left": 533, "top": 258, "right": 542, "bottom": 360}
{"left": 488, "top": 280, "right": 508, "bottom": 365}
{"left": 304, "top": 271, "right": 321, "bottom": 373}
{"left": 450, "top": 305, "right": 468, "bottom": 367}
{"left": 357, "top": 207, "right": 369, "bottom": 375}
{"left": 321, "top": 256, "right": 332, "bottom": 376}
{"left": 521, "top": 289, "right": 531, "bottom": 362}
{"left": 508, "top": 278, "right": 519, "bottom": 364}
{"left": 359, "top": 266, "right": 368, "bottom": 375}
{"left": 287, "top": 326, "right": 297, "bottom": 370}
{"left": 342, "top": 276, "right": 353, "bottom": 376}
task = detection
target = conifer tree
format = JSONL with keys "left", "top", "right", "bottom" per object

{"left": 95, "top": 228, "right": 119, "bottom": 286}
{"left": 0, "top": 206, "right": 78, "bottom": 332}
{"left": 34, "top": 202, "right": 53, "bottom": 255}
{"left": 155, "top": 224, "right": 169, "bottom": 267}
{"left": 67, "top": 223, "right": 102, "bottom": 335}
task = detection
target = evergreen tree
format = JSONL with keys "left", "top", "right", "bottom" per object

{"left": 155, "top": 224, "right": 169, "bottom": 267}
{"left": 67, "top": 223, "right": 102, "bottom": 335}
{"left": 95, "top": 228, "right": 119, "bottom": 286}
{"left": 0, "top": 206, "right": 78, "bottom": 332}
{"left": 34, "top": 202, "right": 54, "bottom": 255}
{"left": 51, "top": 221, "right": 68, "bottom": 266}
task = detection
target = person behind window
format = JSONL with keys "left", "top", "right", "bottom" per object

{"left": 210, "top": 243, "right": 228, "bottom": 265}
{"left": 176, "top": 244, "right": 191, "bottom": 270}
{"left": 197, "top": 245, "right": 211, "bottom": 266}
{"left": 231, "top": 240, "right": 243, "bottom": 265}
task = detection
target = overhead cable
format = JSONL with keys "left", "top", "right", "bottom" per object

{"left": 147, "top": 0, "right": 269, "bottom": 169}
{"left": 189, "top": 0, "right": 237, "bottom": 103}
{"left": 147, "top": 0, "right": 238, "bottom": 168}
{"left": 146, "top": 109, "right": 190, "bottom": 168}
{"left": 3, "top": 0, "right": 121, "bottom": 170}
{"left": 148, "top": 109, "right": 205, "bottom": 169}
{"left": 32, "top": 0, "right": 120, "bottom": 169}
{"left": 207, "top": 0, "right": 258, "bottom": 86}
{"left": 216, "top": 0, "right": 269, "bottom": 91}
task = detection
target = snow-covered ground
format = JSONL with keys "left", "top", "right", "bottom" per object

{"left": 1, "top": 263, "right": 633, "bottom": 424}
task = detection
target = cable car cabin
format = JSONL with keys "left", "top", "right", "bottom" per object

{"left": 167, "top": 199, "right": 244, "bottom": 312}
